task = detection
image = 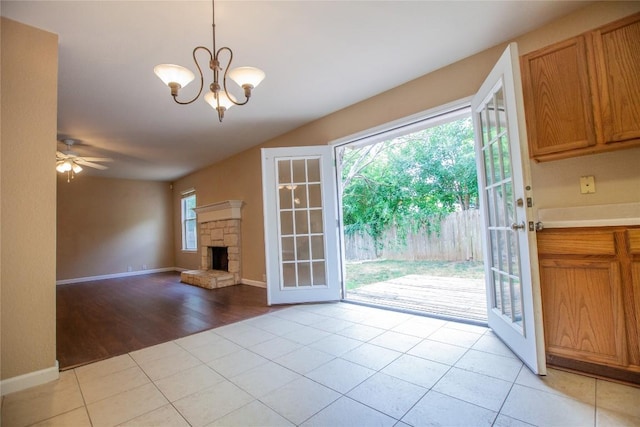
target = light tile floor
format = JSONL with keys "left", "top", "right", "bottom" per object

{"left": 2, "top": 302, "right": 640, "bottom": 426}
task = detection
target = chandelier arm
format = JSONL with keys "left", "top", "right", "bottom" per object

{"left": 171, "top": 46, "right": 212, "bottom": 105}
{"left": 218, "top": 47, "right": 250, "bottom": 106}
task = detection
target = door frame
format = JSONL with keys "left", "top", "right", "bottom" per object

{"left": 330, "top": 99, "right": 475, "bottom": 305}
{"left": 330, "top": 81, "right": 545, "bottom": 373}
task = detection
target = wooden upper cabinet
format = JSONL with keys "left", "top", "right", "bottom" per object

{"left": 521, "top": 36, "right": 596, "bottom": 157}
{"left": 592, "top": 14, "right": 640, "bottom": 145}
{"left": 521, "top": 13, "right": 640, "bottom": 161}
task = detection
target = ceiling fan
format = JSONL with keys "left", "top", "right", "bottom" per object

{"left": 56, "top": 139, "right": 113, "bottom": 181}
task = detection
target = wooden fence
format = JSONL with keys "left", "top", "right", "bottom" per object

{"left": 344, "top": 209, "right": 483, "bottom": 262}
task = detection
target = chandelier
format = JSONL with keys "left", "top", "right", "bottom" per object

{"left": 153, "top": 0, "right": 265, "bottom": 122}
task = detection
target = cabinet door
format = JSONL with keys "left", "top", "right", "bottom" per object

{"left": 540, "top": 259, "right": 626, "bottom": 366}
{"left": 521, "top": 36, "right": 596, "bottom": 157}
{"left": 592, "top": 13, "right": 640, "bottom": 145}
{"left": 628, "top": 229, "right": 640, "bottom": 367}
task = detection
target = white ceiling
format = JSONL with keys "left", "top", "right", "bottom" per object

{"left": 3, "top": 1, "right": 591, "bottom": 181}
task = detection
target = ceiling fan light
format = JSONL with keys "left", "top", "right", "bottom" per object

{"left": 56, "top": 162, "right": 67, "bottom": 173}
{"left": 61, "top": 159, "right": 73, "bottom": 172}
{"left": 153, "top": 64, "right": 195, "bottom": 88}
{"left": 228, "top": 66, "right": 265, "bottom": 89}
{"left": 72, "top": 163, "right": 83, "bottom": 173}
{"left": 204, "top": 90, "right": 237, "bottom": 110}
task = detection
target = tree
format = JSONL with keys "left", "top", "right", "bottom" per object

{"left": 341, "top": 117, "right": 478, "bottom": 244}
{"left": 398, "top": 117, "right": 478, "bottom": 211}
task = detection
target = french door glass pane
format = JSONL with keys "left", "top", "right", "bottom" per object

{"left": 310, "top": 210, "right": 323, "bottom": 233}
{"left": 276, "top": 157, "right": 328, "bottom": 289}
{"left": 312, "top": 261, "right": 326, "bottom": 284}
{"left": 298, "top": 263, "right": 311, "bottom": 286}
{"left": 283, "top": 264, "right": 296, "bottom": 288}
{"left": 280, "top": 187, "right": 293, "bottom": 209}
{"left": 296, "top": 236, "right": 310, "bottom": 260}
{"left": 480, "top": 90, "right": 524, "bottom": 326}
{"left": 309, "top": 184, "right": 322, "bottom": 207}
{"left": 280, "top": 211, "right": 293, "bottom": 235}
{"left": 295, "top": 210, "right": 309, "bottom": 234}
{"left": 281, "top": 237, "right": 294, "bottom": 261}
{"left": 292, "top": 160, "right": 306, "bottom": 182}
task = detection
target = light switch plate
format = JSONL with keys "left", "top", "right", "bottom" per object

{"left": 580, "top": 175, "right": 596, "bottom": 194}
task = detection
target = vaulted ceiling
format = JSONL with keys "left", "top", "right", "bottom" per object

{"left": 2, "top": 1, "right": 591, "bottom": 181}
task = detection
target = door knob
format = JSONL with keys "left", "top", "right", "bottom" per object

{"left": 511, "top": 222, "right": 526, "bottom": 231}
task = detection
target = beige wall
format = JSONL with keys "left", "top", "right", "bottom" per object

{"left": 171, "top": 157, "right": 266, "bottom": 271}
{"left": 57, "top": 176, "right": 174, "bottom": 280}
{"left": 1, "top": 18, "right": 58, "bottom": 380}
{"left": 173, "top": 2, "right": 640, "bottom": 284}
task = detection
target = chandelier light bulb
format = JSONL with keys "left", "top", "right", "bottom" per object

{"left": 228, "top": 67, "right": 266, "bottom": 90}
{"left": 153, "top": 64, "right": 195, "bottom": 90}
{"left": 204, "top": 90, "right": 237, "bottom": 111}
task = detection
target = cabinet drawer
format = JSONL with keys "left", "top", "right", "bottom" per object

{"left": 537, "top": 230, "right": 615, "bottom": 256}
{"left": 628, "top": 229, "right": 640, "bottom": 254}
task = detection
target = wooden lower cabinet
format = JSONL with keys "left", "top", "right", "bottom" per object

{"left": 540, "top": 259, "right": 625, "bottom": 365}
{"left": 537, "top": 226, "right": 640, "bottom": 384}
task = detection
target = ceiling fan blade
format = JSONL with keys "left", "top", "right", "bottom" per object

{"left": 75, "top": 159, "right": 108, "bottom": 170}
{"left": 80, "top": 157, "right": 113, "bottom": 162}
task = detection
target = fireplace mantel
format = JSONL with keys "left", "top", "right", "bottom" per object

{"left": 194, "top": 200, "right": 243, "bottom": 223}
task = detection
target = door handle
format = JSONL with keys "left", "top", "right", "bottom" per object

{"left": 511, "top": 222, "right": 526, "bottom": 231}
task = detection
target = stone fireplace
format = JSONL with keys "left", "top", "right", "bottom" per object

{"left": 180, "top": 200, "right": 242, "bottom": 289}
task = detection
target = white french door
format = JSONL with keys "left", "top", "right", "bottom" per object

{"left": 472, "top": 43, "right": 546, "bottom": 374}
{"left": 261, "top": 146, "right": 341, "bottom": 305}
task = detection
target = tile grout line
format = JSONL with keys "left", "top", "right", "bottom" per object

{"left": 125, "top": 347, "right": 192, "bottom": 427}
{"left": 491, "top": 363, "right": 525, "bottom": 426}
{"left": 71, "top": 369, "right": 94, "bottom": 427}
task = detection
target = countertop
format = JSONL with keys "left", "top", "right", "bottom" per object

{"left": 536, "top": 202, "right": 640, "bottom": 228}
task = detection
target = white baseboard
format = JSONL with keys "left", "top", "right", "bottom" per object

{"left": 56, "top": 267, "right": 180, "bottom": 285}
{"left": 241, "top": 278, "right": 266, "bottom": 288}
{"left": 1, "top": 361, "right": 59, "bottom": 396}
{"left": 56, "top": 269, "right": 266, "bottom": 289}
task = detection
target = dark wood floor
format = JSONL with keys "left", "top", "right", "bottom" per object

{"left": 56, "top": 272, "right": 283, "bottom": 370}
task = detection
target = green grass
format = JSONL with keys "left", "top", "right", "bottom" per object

{"left": 345, "top": 259, "right": 485, "bottom": 290}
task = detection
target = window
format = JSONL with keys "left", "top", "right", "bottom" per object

{"left": 181, "top": 191, "right": 197, "bottom": 251}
